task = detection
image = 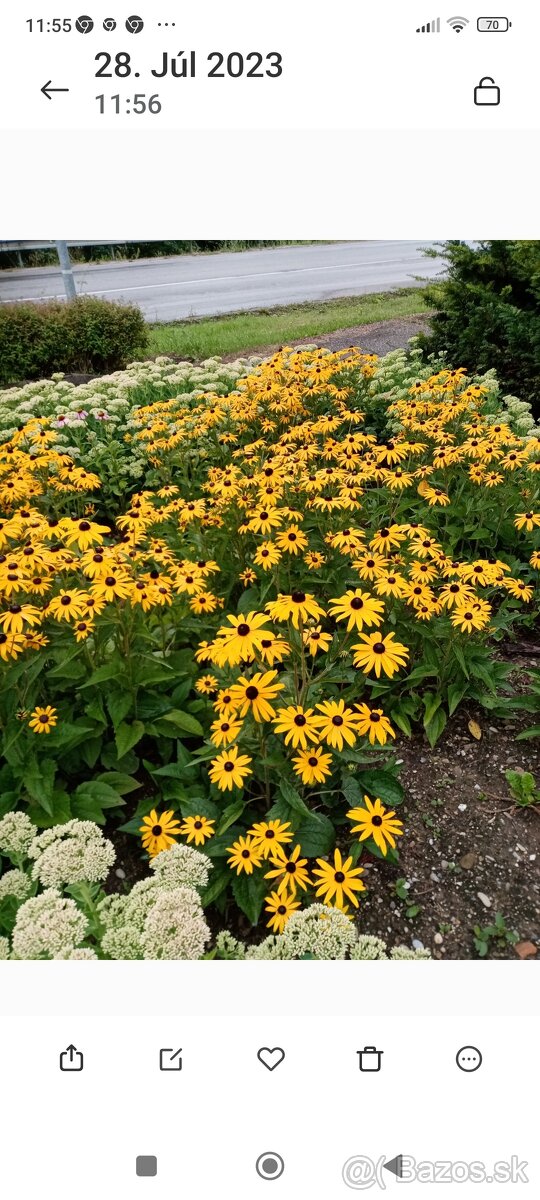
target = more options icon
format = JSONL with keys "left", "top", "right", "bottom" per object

{"left": 456, "top": 1045, "right": 482, "bottom": 1072}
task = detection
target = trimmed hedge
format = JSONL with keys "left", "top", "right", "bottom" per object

{"left": 419, "top": 240, "right": 540, "bottom": 413}
{"left": 0, "top": 297, "right": 147, "bottom": 386}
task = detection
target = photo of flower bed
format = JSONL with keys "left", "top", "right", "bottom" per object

{"left": 0, "top": 344, "right": 539, "bottom": 959}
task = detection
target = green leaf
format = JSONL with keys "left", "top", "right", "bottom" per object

{"left": 472, "top": 662, "right": 498, "bottom": 693}
{"left": 0, "top": 894, "right": 21, "bottom": 935}
{"left": 405, "top": 664, "right": 439, "bottom": 686}
{"left": 78, "top": 662, "right": 125, "bottom": 689}
{"left": 231, "top": 871, "right": 267, "bottom": 925}
{"left": 516, "top": 725, "right": 540, "bottom": 740}
{"left": 217, "top": 799, "right": 246, "bottom": 835}
{"left": 0, "top": 791, "right": 18, "bottom": 818}
{"left": 424, "top": 707, "right": 448, "bottom": 748}
{"left": 367, "top": 839, "right": 399, "bottom": 864}
{"left": 41, "top": 722, "right": 94, "bottom": 751}
{"left": 47, "top": 648, "right": 84, "bottom": 678}
{"left": 31, "top": 789, "right": 71, "bottom": 828}
{"left": 296, "top": 812, "right": 335, "bottom": 858}
{"left": 100, "top": 743, "right": 139, "bottom": 773}
{"left": 392, "top": 709, "right": 412, "bottom": 736}
{"left": 237, "top": 587, "right": 260, "bottom": 614}
{"left": 79, "top": 736, "right": 103, "bottom": 770}
{"left": 96, "top": 771, "right": 140, "bottom": 796}
{"left": 201, "top": 867, "right": 229, "bottom": 907}
{"left": 160, "top": 710, "right": 204, "bottom": 737}
{"left": 23, "top": 757, "right": 56, "bottom": 810}
{"left": 356, "top": 769, "right": 404, "bottom": 807}
{"left": 278, "top": 778, "right": 311, "bottom": 818}
{"left": 452, "top": 643, "right": 470, "bottom": 679}
{"left": 178, "top": 796, "right": 219, "bottom": 821}
{"left": 85, "top": 696, "right": 107, "bottom": 725}
{"left": 47, "top": 658, "right": 86, "bottom": 682}
{"left": 447, "top": 682, "right": 467, "bottom": 717}
{"left": 115, "top": 720, "right": 145, "bottom": 759}
{"left": 131, "top": 659, "right": 175, "bottom": 686}
{"left": 106, "top": 692, "right": 133, "bottom": 729}
{"left": 340, "top": 772, "right": 363, "bottom": 808}
{"left": 72, "top": 781, "right": 125, "bottom": 823}
{"left": 422, "top": 692, "right": 442, "bottom": 727}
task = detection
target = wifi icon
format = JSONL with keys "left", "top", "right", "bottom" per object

{"left": 447, "top": 15, "right": 470, "bottom": 31}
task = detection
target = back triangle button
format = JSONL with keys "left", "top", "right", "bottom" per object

{"left": 383, "top": 1155, "right": 403, "bottom": 1178}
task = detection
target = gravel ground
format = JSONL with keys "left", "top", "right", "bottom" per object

{"left": 358, "top": 698, "right": 540, "bottom": 960}
{"left": 296, "top": 314, "right": 432, "bottom": 355}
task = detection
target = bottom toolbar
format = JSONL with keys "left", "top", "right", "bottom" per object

{"left": 0, "top": 1014, "right": 535, "bottom": 1197}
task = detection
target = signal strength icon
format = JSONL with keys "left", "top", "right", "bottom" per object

{"left": 416, "top": 17, "right": 441, "bottom": 32}
{"left": 447, "top": 15, "right": 469, "bottom": 31}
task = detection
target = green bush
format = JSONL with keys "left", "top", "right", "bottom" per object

{"left": 0, "top": 297, "right": 147, "bottom": 386}
{"left": 419, "top": 241, "right": 540, "bottom": 412}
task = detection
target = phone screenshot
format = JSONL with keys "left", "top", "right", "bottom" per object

{"left": 0, "top": 3, "right": 538, "bottom": 1196}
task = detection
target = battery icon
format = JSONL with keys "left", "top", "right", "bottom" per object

{"left": 477, "top": 17, "right": 512, "bottom": 30}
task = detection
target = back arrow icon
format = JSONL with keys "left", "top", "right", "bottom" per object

{"left": 383, "top": 1155, "right": 404, "bottom": 1178}
{"left": 41, "top": 81, "right": 70, "bottom": 100}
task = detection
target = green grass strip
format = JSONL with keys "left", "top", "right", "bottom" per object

{"left": 144, "top": 289, "right": 432, "bottom": 361}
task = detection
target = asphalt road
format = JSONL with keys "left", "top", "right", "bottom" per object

{"left": 0, "top": 241, "right": 444, "bottom": 323}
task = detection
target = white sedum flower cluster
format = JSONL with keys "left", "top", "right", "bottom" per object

{"left": 140, "top": 887, "right": 210, "bottom": 960}
{"left": 217, "top": 915, "right": 432, "bottom": 961}
{"left": 0, "top": 812, "right": 36, "bottom": 858}
{"left": 149, "top": 843, "right": 211, "bottom": 891}
{"left": 11, "top": 889, "right": 89, "bottom": 959}
{"left": 0, "top": 868, "right": 32, "bottom": 902}
{"left": 278, "top": 905, "right": 358, "bottom": 960}
{"left": 28, "top": 820, "right": 116, "bottom": 888}
{"left": 100, "top": 844, "right": 212, "bottom": 960}
{"left": 0, "top": 355, "right": 261, "bottom": 470}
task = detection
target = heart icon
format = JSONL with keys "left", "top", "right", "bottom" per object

{"left": 257, "top": 1046, "right": 285, "bottom": 1071}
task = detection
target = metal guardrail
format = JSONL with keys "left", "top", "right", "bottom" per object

{"left": 0, "top": 241, "right": 138, "bottom": 251}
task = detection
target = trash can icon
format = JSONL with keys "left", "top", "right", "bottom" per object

{"left": 357, "top": 1046, "right": 384, "bottom": 1072}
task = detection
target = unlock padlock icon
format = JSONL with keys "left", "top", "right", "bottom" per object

{"left": 474, "top": 76, "right": 500, "bottom": 106}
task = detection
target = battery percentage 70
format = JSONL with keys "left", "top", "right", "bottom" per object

{"left": 477, "top": 18, "right": 512, "bottom": 31}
